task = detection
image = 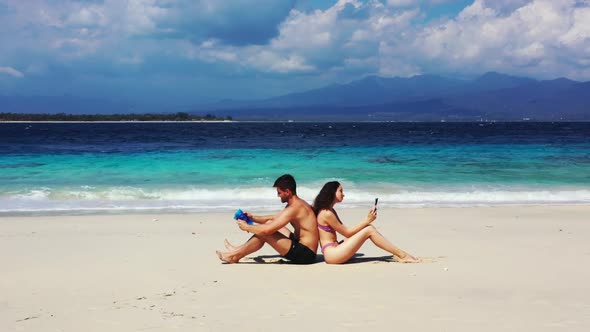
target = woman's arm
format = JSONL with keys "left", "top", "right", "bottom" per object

{"left": 322, "top": 208, "right": 376, "bottom": 238}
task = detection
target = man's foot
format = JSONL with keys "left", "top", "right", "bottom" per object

{"left": 216, "top": 250, "right": 240, "bottom": 264}
{"left": 224, "top": 239, "right": 238, "bottom": 251}
{"left": 395, "top": 253, "right": 421, "bottom": 263}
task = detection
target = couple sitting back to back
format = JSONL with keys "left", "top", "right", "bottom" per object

{"left": 216, "top": 174, "right": 420, "bottom": 264}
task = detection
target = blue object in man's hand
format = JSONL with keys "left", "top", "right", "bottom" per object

{"left": 234, "top": 209, "right": 254, "bottom": 225}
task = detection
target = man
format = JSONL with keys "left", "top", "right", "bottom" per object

{"left": 216, "top": 174, "right": 319, "bottom": 264}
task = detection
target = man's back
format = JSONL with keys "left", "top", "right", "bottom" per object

{"left": 288, "top": 196, "right": 319, "bottom": 252}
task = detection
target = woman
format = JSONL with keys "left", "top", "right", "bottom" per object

{"left": 313, "top": 181, "right": 420, "bottom": 264}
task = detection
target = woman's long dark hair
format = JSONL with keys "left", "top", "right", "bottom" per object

{"left": 312, "top": 181, "right": 340, "bottom": 215}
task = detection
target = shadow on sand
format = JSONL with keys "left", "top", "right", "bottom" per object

{"left": 237, "top": 253, "right": 396, "bottom": 265}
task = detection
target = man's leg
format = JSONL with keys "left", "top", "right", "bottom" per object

{"left": 217, "top": 231, "right": 293, "bottom": 263}
{"left": 224, "top": 227, "right": 292, "bottom": 251}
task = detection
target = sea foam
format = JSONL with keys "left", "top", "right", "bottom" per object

{"left": 1, "top": 185, "right": 589, "bottom": 214}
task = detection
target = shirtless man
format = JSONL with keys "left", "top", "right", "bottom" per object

{"left": 216, "top": 174, "right": 319, "bottom": 264}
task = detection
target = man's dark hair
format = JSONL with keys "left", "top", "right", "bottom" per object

{"left": 273, "top": 174, "right": 297, "bottom": 195}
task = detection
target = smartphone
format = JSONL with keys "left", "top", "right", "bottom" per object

{"left": 374, "top": 198, "right": 379, "bottom": 210}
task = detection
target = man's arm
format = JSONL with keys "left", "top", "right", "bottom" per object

{"left": 246, "top": 212, "right": 277, "bottom": 224}
{"left": 239, "top": 208, "right": 295, "bottom": 236}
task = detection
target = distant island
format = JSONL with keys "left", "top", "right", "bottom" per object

{"left": 0, "top": 112, "right": 232, "bottom": 122}
{"left": 1, "top": 72, "right": 589, "bottom": 121}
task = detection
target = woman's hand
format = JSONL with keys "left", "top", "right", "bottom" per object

{"left": 365, "top": 207, "right": 377, "bottom": 224}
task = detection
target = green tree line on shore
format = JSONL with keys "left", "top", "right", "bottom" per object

{"left": 0, "top": 112, "right": 232, "bottom": 122}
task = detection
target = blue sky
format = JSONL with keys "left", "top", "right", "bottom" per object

{"left": 1, "top": 0, "right": 589, "bottom": 107}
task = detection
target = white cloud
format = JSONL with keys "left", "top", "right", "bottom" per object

{"left": 386, "top": 0, "right": 417, "bottom": 8}
{"left": 50, "top": 37, "right": 101, "bottom": 57}
{"left": 481, "top": 0, "right": 531, "bottom": 15}
{"left": 172, "top": 0, "right": 590, "bottom": 80}
{"left": 185, "top": 41, "right": 313, "bottom": 73}
{"left": 121, "top": 0, "right": 170, "bottom": 36}
{"left": 378, "top": 0, "right": 590, "bottom": 79}
{"left": 273, "top": 8, "right": 343, "bottom": 50}
{"left": 117, "top": 55, "right": 144, "bottom": 65}
{"left": 457, "top": 0, "right": 497, "bottom": 20}
{"left": 1, "top": 0, "right": 589, "bottom": 102}
{"left": 560, "top": 4, "right": 590, "bottom": 48}
{"left": 241, "top": 3, "right": 415, "bottom": 74}
{"left": 0, "top": 66, "right": 24, "bottom": 78}
{"left": 66, "top": 6, "right": 107, "bottom": 27}
{"left": 257, "top": 52, "right": 315, "bottom": 73}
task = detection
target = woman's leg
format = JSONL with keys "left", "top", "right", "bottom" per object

{"left": 364, "top": 225, "right": 419, "bottom": 263}
{"left": 324, "top": 225, "right": 419, "bottom": 264}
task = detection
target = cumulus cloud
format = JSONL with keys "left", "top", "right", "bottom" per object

{"left": 386, "top": 0, "right": 416, "bottom": 7}
{"left": 183, "top": 0, "right": 590, "bottom": 80}
{"left": 1, "top": 0, "right": 589, "bottom": 102}
{"left": 482, "top": 0, "right": 531, "bottom": 15}
{"left": 0, "top": 66, "right": 24, "bottom": 78}
{"left": 66, "top": 5, "right": 107, "bottom": 27}
{"left": 400, "top": 0, "right": 590, "bottom": 79}
{"left": 109, "top": 0, "right": 297, "bottom": 45}
{"left": 187, "top": 1, "right": 421, "bottom": 76}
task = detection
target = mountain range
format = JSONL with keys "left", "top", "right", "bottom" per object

{"left": 199, "top": 72, "right": 589, "bottom": 121}
{"left": 1, "top": 72, "right": 589, "bottom": 121}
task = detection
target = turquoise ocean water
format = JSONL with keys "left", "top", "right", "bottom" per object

{"left": 1, "top": 122, "right": 589, "bottom": 214}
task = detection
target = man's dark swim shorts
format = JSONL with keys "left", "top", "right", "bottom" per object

{"left": 284, "top": 234, "right": 317, "bottom": 264}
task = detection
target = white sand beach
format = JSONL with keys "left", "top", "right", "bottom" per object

{"left": 1, "top": 206, "right": 589, "bottom": 331}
